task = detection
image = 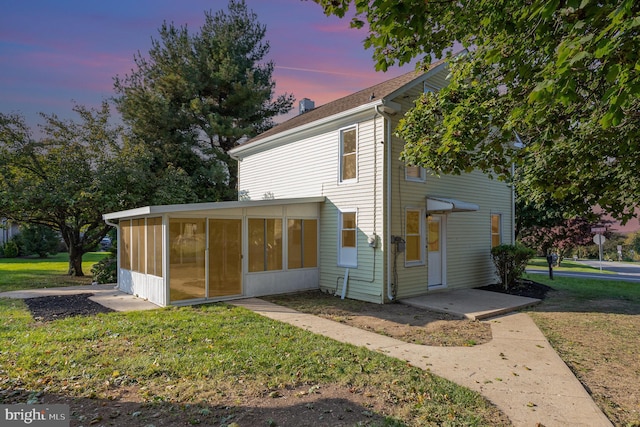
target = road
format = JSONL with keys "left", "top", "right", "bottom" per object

{"left": 526, "top": 260, "right": 640, "bottom": 283}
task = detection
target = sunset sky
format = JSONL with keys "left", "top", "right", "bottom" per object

{"left": 0, "top": 0, "right": 418, "bottom": 128}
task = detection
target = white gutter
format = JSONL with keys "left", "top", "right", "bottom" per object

{"left": 375, "top": 104, "right": 395, "bottom": 302}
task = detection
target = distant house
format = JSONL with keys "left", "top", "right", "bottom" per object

{"left": 0, "top": 219, "right": 20, "bottom": 246}
{"left": 103, "top": 59, "right": 514, "bottom": 307}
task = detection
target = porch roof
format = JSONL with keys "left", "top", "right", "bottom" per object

{"left": 426, "top": 196, "right": 479, "bottom": 213}
{"left": 103, "top": 197, "right": 326, "bottom": 221}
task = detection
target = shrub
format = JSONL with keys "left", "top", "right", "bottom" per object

{"left": 491, "top": 244, "right": 535, "bottom": 290}
{"left": 20, "top": 224, "right": 60, "bottom": 258}
{"left": 3, "top": 240, "right": 19, "bottom": 258}
{"left": 91, "top": 254, "right": 117, "bottom": 284}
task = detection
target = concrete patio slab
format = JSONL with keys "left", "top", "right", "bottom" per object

{"left": 401, "top": 288, "right": 541, "bottom": 320}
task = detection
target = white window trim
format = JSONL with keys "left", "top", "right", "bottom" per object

{"left": 338, "top": 126, "right": 358, "bottom": 184}
{"left": 337, "top": 208, "right": 358, "bottom": 267}
{"left": 491, "top": 213, "right": 502, "bottom": 248}
{"left": 405, "top": 207, "right": 425, "bottom": 267}
{"left": 405, "top": 166, "right": 426, "bottom": 182}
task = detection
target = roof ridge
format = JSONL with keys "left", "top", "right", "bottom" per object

{"left": 236, "top": 58, "right": 448, "bottom": 147}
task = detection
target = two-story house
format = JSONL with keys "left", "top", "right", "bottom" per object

{"left": 103, "top": 59, "right": 514, "bottom": 307}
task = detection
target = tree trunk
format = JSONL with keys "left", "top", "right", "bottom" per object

{"left": 68, "top": 246, "right": 85, "bottom": 276}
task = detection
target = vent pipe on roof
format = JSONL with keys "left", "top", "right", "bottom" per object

{"left": 299, "top": 98, "right": 315, "bottom": 115}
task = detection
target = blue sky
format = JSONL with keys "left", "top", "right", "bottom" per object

{"left": 0, "top": 0, "right": 417, "bottom": 128}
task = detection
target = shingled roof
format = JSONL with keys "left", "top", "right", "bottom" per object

{"left": 242, "top": 58, "right": 447, "bottom": 147}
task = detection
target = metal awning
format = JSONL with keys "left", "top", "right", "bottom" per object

{"left": 426, "top": 196, "right": 479, "bottom": 213}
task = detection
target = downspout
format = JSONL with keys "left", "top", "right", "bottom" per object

{"left": 375, "top": 104, "right": 395, "bottom": 301}
{"left": 511, "top": 163, "right": 516, "bottom": 243}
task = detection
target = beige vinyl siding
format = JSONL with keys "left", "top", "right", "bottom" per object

{"left": 238, "top": 115, "right": 386, "bottom": 303}
{"left": 386, "top": 83, "right": 513, "bottom": 297}
{"left": 427, "top": 170, "right": 513, "bottom": 290}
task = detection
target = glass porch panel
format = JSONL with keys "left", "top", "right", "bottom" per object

{"left": 208, "top": 219, "right": 242, "bottom": 297}
{"left": 303, "top": 220, "right": 318, "bottom": 268}
{"left": 120, "top": 220, "right": 131, "bottom": 270}
{"left": 146, "top": 217, "right": 163, "bottom": 277}
{"left": 169, "top": 218, "right": 206, "bottom": 302}
{"left": 266, "top": 219, "right": 283, "bottom": 271}
{"left": 287, "top": 219, "right": 302, "bottom": 269}
{"left": 248, "top": 218, "right": 265, "bottom": 272}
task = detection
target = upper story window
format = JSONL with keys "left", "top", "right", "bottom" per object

{"left": 405, "top": 165, "right": 426, "bottom": 182}
{"left": 340, "top": 127, "right": 357, "bottom": 182}
{"left": 491, "top": 214, "right": 502, "bottom": 247}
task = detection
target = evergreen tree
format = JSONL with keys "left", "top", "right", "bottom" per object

{"left": 114, "top": 0, "right": 293, "bottom": 202}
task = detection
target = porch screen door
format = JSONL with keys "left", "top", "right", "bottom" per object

{"left": 208, "top": 219, "right": 242, "bottom": 297}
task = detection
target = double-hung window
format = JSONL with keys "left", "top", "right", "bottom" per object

{"left": 405, "top": 209, "right": 424, "bottom": 265}
{"left": 340, "top": 127, "right": 357, "bottom": 182}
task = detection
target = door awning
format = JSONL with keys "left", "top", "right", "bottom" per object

{"left": 426, "top": 197, "right": 479, "bottom": 213}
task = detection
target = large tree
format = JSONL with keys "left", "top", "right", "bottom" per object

{"left": 316, "top": 0, "right": 640, "bottom": 222}
{"left": 0, "top": 103, "right": 152, "bottom": 276}
{"left": 114, "top": 0, "right": 294, "bottom": 202}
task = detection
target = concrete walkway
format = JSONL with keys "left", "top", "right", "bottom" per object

{"left": 231, "top": 298, "right": 612, "bottom": 427}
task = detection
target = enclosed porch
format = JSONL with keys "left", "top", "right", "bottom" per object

{"left": 103, "top": 197, "right": 324, "bottom": 307}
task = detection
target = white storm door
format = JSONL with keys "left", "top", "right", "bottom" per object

{"left": 427, "top": 215, "right": 444, "bottom": 288}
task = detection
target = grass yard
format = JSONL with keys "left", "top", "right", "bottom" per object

{"left": 527, "top": 257, "right": 616, "bottom": 274}
{"left": 525, "top": 273, "right": 640, "bottom": 426}
{"left": 0, "top": 300, "right": 508, "bottom": 427}
{"left": 0, "top": 255, "right": 508, "bottom": 426}
{"left": 0, "top": 252, "right": 108, "bottom": 291}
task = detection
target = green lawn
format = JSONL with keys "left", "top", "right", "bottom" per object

{"left": 527, "top": 273, "right": 640, "bottom": 303}
{"left": 527, "top": 257, "right": 615, "bottom": 274}
{"left": 0, "top": 252, "right": 108, "bottom": 291}
{"left": 0, "top": 254, "right": 507, "bottom": 426}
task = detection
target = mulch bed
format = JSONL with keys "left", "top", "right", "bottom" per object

{"left": 24, "top": 293, "right": 114, "bottom": 322}
{"left": 476, "top": 279, "right": 553, "bottom": 300}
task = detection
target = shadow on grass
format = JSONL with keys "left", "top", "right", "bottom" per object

{"left": 1, "top": 386, "right": 400, "bottom": 427}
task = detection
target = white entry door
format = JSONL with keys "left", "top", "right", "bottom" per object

{"left": 427, "top": 215, "right": 445, "bottom": 288}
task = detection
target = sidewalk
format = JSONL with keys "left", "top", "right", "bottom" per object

{"left": 231, "top": 298, "right": 612, "bottom": 427}
{"left": 0, "top": 284, "right": 158, "bottom": 312}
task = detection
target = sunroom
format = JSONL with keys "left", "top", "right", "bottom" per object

{"left": 103, "top": 197, "right": 324, "bottom": 307}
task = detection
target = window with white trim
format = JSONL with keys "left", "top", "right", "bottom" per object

{"left": 405, "top": 209, "right": 424, "bottom": 265}
{"left": 491, "top": 214, "right": 502, "bottom": 247}
{"left": 338, "top": 210, "right": 357, "bottom": 267}
{"left": 340, "top": 127, "right": 357, "bottom": 182}
{"left": 405, "top": 165, "right": 426, "bottom": 182}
